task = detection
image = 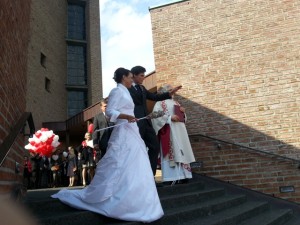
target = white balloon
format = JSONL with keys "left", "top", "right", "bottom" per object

{"left": 46, "top": 130, "right": 54, "bottom": 137}
{"left": 52, "top": 155, "right": 59, "bottom": 161}
{"left": 63, "top": 152, "right": 68, "bottom": 158}
{"left": 53, "top": 135, "right": 59, "bottom": 141}
{"left": 25, "top": 144, "right": 36, "bottom": 150}
{"left": 25, "top": 144, "right": 32, "bottom": 149}
{"left": 40, "top": 134, "right": 48, "bottom": 142}
{"left": 51, "top": 141, "right": 60, "bottom": 148}
{"left": 33, "top": 135, "right": 41, "bottom": 143}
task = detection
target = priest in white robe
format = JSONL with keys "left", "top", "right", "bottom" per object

{"left": 152, "top": 84, "right": 195, "bottom": 184}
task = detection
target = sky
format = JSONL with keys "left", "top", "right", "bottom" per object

{"left": 99, "top": 0, "right": 173, "bottom": 96}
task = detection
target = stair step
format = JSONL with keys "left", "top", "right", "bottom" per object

{"left": 98, "top": 195, "right": 249, "bottom": 225}
{"left": 157, "top": 181, "right": 205, "bottom": 197}
{"left": 25, "top": 187, "right": 82, "bottom": 201}
{"left": 39, "top": 210, "right": 104, "bottom": 225}
{"left": 160, "top": 188, "right": 225, "bottom": 209}
{"left": 183, "top": 201, "right": 269, "bottom": 225}
{"left": 239, "top": 208, "right": 293, "bottom": 225}
{"left": 152, "top": 195, "right": 247, "bottom": 225}
{"left": 280, "top": 216, "right": 300, "bottom": 225}
{"left": 25, "top": 194, "right": 82, "bottom": 217}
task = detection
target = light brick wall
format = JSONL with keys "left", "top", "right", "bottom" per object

{"left": 150, "top": 0, "right": 300, "bottom": 202}
{"left": 0, "top": 0, "right": 31, "bottom": 195}
{"left": 26, "top": 0, "right": 68, "bottom": 129}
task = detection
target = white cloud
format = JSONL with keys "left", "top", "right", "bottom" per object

{"left": 100, "top": 0, "right": 171, "bottom": 96}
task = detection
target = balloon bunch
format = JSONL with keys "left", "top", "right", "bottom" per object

{"left": 25, "top": 128, "right": 60, "bottom": 157}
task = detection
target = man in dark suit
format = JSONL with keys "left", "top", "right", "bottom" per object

{"left": 129, "top": 65, "right": 182, "bottom": 176}
{"left": 92, "top": 98, "right": 110, "bottom": 162}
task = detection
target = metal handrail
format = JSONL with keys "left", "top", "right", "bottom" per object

{"left": 0, "top": 112, "right": 35, "bottom": 167}
{"left": 189, "top": 133, "right": 300, "bottom": 165}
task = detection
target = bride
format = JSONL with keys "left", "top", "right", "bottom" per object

{"left": 52, "top": 68, "right": 164, "bottom": 223}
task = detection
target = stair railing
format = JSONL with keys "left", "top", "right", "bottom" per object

{"left": 189, "top": 133, "right": 300, "bottom": 166}
{"left": 0, "top": 112, "right": 35, "bottom": 167}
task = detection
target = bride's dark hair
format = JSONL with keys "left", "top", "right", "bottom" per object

{"left": 113, "top": 68, "right": 131, "bottom": 83}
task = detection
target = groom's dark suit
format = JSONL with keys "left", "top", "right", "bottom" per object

{"left": 128, "top": 84, "right": 171, "bottom": 175}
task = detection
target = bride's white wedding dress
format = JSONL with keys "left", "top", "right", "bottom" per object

{"left": 52, "top": 84, "right": 164, "bottom": 223}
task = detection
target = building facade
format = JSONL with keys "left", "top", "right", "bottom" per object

{"left": 0, "top": 0, "right": 102, "bottom": 196}
{"left": 150, "top": 0, "right": 300, "bottom": 202}
{"left": 26, "top": 0, "right": 102, "bottom": 129}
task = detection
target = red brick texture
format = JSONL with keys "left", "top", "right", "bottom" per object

{"left": 150, "top": 0, "right": 300, "bottom": 202}
{"left": 0, "top": 0, "right": 31, "bottom": 195}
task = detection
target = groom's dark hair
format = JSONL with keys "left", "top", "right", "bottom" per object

{"left": 131, "top": 66, "right": 146, "bottom": 76}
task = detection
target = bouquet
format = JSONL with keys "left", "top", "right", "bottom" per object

{"left": 25, "top": 128, "right": 60, "bottom": 157}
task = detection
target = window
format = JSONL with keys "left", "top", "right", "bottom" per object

{"left": 40, "top": 52, "right": 46, "bottom": 67}
{"left": 67, "top": 45, "right": 87, "bottom": 85}
{"left": 67, "top": 4, "right": 86, "bottom": 40}
{"left": 67, "top": 91, "right": 87, "bottom": 117}
{"left": 45, "top": 77, "right": 50, "bottom": 92}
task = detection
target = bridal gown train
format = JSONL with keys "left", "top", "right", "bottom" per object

{"left": 52, "top": 84, "right": 164, "bottom": 223}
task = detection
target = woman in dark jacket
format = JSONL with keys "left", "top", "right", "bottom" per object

{"left": 80, "top": 132, "right": 95, "bottom": 186}
{"left": 67, "top": 146, "right": 77, "bottom": 187}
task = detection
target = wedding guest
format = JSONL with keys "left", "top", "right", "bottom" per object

{"left": 52, "top": 67, "right": 163, "bottom": 222}
{"left": 80, "top": 132, "right": 95, "bottom": 186}
{"left": 30, "top": 153, "right": 41, "bottom": 189}
{"left": 151, "top": 84, "right": 195, "bottom": 185}
{"left": 92, "top": 98, "right": 111, "bottom": 162}
{"left": 67, "top": 146, "right": 77, "bottom": 187}
{"left": 23, "top": 156, "right": 32, "bottom": 189}
{"left": 128, "top": 65, "right": 182, "bottom": 177}
{"left": 76, "top": 150, "right": 83, "bottom": 186}
{"left": 60, "top": 152, "right": 69, "bottom": 187}
{"left": 50, "top": 151, "right": 61, "bottom": 188}
{"left": 39, "top": 155, "right": 49, "bottom": 188}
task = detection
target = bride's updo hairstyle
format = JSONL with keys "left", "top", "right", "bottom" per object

{"left": 113, "top": 67, "right": 131, "bottom": 83}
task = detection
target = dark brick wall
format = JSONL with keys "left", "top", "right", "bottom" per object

{"left": 0, "top": 0, "right": 31, "bottom": 195}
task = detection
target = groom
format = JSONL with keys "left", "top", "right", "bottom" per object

{"left": 128, "top": 65, "right": 182, "bottom": 176}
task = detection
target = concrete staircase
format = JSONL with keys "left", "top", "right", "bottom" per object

{"left": 24, "top": 174, "right": 300, "bottom": 225}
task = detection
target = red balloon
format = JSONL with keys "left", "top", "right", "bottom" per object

{"left": 88, "top": 124, "right": 94, "bottom": 133}
{"left": 35, "top": 132, "right": 42, "bottom": 138}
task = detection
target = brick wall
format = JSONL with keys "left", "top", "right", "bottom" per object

{"left": 86, "top": 0, "right": 103, "bottom": 105}
{"left": 191, "top": 135, "right": 300, "bottom": 202}
{"left": 26, "top": 0, "right": 68, "bottom": 129}
{"left": 150, "top": 0, "right": 300, "bottom": 202}
{"left": 0, "top": 0, "right": 31, "bottom": 195}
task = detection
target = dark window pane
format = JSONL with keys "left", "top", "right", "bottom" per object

{"left": 67, "top": 45, "right": 87, "bottom": 85}
{"left": 67, "top": 4, "right": 86, "bottom": 40}
{"left": 67, "top": 91, "right": 87, "bottom": 117}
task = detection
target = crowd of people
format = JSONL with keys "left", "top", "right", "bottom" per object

{"left": 23, "top": 134, "right": 100, "bottom": 189}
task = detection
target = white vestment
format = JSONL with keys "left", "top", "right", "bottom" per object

{"left": 52, "top": 84, "right": 164, "bottom": 223}
{"left": 152, "top": 99, "right": 195, "bottom": 182}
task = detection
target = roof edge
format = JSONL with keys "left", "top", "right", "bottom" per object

{"left": 149, "top": 0, "right": 190, "bottom": 11}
